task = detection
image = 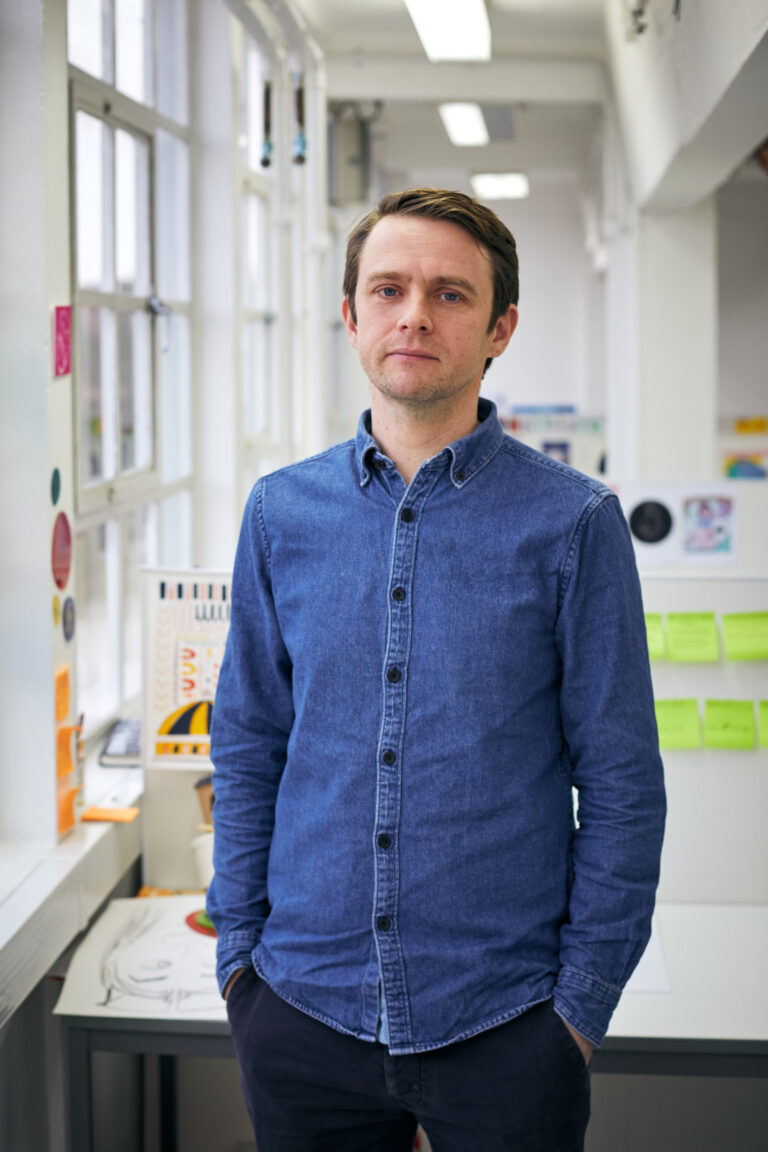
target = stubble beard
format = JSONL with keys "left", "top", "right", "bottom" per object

{"left": 367, "top": 357, "right": 481, "bottom": 420}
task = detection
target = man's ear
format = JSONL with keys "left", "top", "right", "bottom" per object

{"left": 341, "top": 296, "right": 358, "bottom": 349}
{"left": 489, "top": 303, "right": 518, "bottom": 359}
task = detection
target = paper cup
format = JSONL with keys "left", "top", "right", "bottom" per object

{"left": 191, "top": 832, "right": 214, "bottom": 889}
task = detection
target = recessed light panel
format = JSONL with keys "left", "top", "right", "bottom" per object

{"left": 438, "top": 103, "right": 489, "bottom": 147}
{"left": 471, "top": 172, "right": 530, "bottom": 200}
{"left": 404, "top": 0, "right": 491, "bottom": 61}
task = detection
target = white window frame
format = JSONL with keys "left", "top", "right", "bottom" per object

{"left": 68, "top": 40, "right": 193, "bottom": 731}
{"left": 233, "top": 27, "right": 281, "bottom": 500}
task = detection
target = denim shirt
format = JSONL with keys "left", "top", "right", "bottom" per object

{"left": 207, "top": 400, "right": 666, "bottom": 1054}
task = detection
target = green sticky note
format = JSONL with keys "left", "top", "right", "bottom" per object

{"left": 666, "top": 613, "right": 720, "bottom": 663}
{"left": 654, "top": 699, "right": 701, "bottom": 750}
{"left": 703, "top": 700, "right": 755, "bottom": 750}
{"left": 721, "top": 613, "right": 768, "bottom": 661}
{"left": 759, "top": 702, "right": 768, "bottom": 748}
{"left": 645, "top": 613, "right": 666, "bottom": 661}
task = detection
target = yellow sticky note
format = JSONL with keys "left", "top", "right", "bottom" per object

{"left": 666, "top": 613, "right": 720, "bottom": 663}
{"left": 759, "top": 702, "right": 768, "bottom": 748}
{"left": 703, "top": 700, "right": 755, "bottom": 750}
{"left": 645, "top": 614, "right": 666, "bottom": 661}
{"left": 654, "top": 699, "right": 701, "bottom": 750}
{"left": 721, "top": 613, "right": 768, "bottom": 661}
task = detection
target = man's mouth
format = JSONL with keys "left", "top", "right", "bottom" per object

{"left": 387, "top": 348, "right": 438, "bottom": 361}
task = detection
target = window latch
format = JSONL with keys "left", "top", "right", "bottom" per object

{"left": 147, "top": 296, "right": 173, "bottom": 351}
{"left": 146, "top": 295, "right": 172, "bottom": 317}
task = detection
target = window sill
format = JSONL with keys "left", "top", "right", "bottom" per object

{"left": 0, "top": 760, "right": 142, "bottom": 1029}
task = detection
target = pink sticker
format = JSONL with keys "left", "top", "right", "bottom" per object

{"left": 52, "top": 511, "right": 73, "bottom": 590}
{"left": 54, "top": 306, "right": 72, "bottom": 377}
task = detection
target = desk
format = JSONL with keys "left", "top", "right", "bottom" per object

{"left": 57, "top": 900, "right": 768, "bottom": 1152}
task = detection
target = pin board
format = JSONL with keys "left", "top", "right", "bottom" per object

{"left": 642, "top": 572, "right": 768, "bottom": 906}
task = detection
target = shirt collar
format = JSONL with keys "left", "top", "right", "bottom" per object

{"left": 355, "top": 398, "right": 504, "bottom": 489}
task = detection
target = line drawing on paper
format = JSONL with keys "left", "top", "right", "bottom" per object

{"left": 97, "top": 903, "right": 220, "bottom": 1014}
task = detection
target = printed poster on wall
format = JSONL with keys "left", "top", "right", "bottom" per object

{"left": 142, "top": 570, "right": 231, "bottom": 769}
{"left": 616, "top": 484, "right": 739, "bottom": 568}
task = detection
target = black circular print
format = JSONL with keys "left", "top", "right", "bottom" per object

{"left": 629, "top": 500, "right": 673, "bottom": 545}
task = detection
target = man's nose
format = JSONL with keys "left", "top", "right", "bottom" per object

{"left": 398, "top": 291, "right": 432, "bottom": 331}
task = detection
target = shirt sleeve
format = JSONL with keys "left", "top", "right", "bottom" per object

{"left": 206, "top": 480, "right": 294, "bottom": 996}
{"left": 552, "top": 493, "right": 666, "bottom": 1047}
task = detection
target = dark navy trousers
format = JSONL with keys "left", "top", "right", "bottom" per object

{"left": 226, "top": 968, "right": 590, "bottom": 1151}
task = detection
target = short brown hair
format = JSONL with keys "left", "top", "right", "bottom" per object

{"left": 343, "top": 187, "right": 519, "bottom": 330}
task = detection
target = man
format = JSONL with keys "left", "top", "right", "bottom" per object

{"left": 207, "top": 188, "right": 666, "bottom": 1151}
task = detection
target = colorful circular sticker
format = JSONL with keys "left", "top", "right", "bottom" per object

{"left": 62, "top": 596, "right": 76, "bottom": 642}
{"left": 52, "top": 595, "right": 62, "bottom": 626}
{"left": 51, "top": 511, "right": 72, "bottom": 589}
{"left": 51, "top": 468, "right": 61, "bottom": 506}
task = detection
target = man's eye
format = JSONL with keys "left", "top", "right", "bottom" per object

{"left": 441, "top": 291, "right": 461, "bottom": 302}
{"left": 379, "top": 286, "right": 398, "bottom": 297}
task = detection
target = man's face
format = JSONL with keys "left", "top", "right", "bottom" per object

{"left": 342, "top": 214, "right": 517, "bottom": 411}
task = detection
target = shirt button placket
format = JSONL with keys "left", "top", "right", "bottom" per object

{"left": 374, "top": 480, "right": 432, "bottom": 1047}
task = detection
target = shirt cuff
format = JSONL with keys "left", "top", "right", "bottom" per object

{"left": 553, "top": 964, "right": 622, "bottom": 1048}
{"left": 214, "top": 928, "right": 258, "bottom": 997}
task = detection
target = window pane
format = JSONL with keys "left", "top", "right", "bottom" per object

{"left": 159, "top": 313, "right": 191, "bottom": 482}
{"left": 76, "top": 111, "right": 114, "bottom": 292}
{"left": 115, "top": 129, "right": 150, "bottom": 295}
{"left": 159, "top": 490, "right": 192, "bottom": 568}
{"left": 75, "top": 522, "right": 119, "bottom": 731}
{"left": 243, "top": 41, "right": 267, "bottom": 171}
{"left": 117, "top": 310, "right": 153, "bottom": 473}
{"left": 156, "top": 0, "right": 188, "bottom": 124}
{"left": 68, "top": 0, "right": 112, "bottom": 81}
{"left": 243, "top": 320, "right": 271, "bottom": 439}
{"left": 79, "top": 307, "right": 117, "bottom": 487}
{"left": 123, "top": 503, "right": 158, "bottom": 699}
{"left": 156, "top": 130, "right": 190, "bottom": 301}
{"left": 115, "top": 0, "right": 153, "bottom": 105}
{"left": 242, "top": 194, "right": 269, "bottom": 311}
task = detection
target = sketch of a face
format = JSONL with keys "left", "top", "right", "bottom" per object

{"left": 99, "top": 905, "right": 219, "bottom": 1013}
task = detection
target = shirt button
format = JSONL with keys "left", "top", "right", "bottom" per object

{"left": 373, "top": 458, "right": 387, "bottom": 470}
{"left": 377, "top": 833, "right": 392, "bottom": 849}
{"left": 386, "top": 667, "right": 401, "bottom": 683}
{"left": 400, "top": 508, "right": 413, "bottom": 522}
{"left": 456, "top": 469, "right": 466, "bottom": 482}
{"left": 377, "top": 916, "right": 392, "bottom": 932}
{"left": 382, "top": 749, "right": 396, "bottom": 765}
{"left": 392, "top": 586, "right": 406, "bottom": 602}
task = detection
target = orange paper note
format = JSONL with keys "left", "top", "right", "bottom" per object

{"left": 81, "top": 806, "right": 140, "bottom": 823}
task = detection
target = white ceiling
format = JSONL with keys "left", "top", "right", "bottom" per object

{"left": 293, "top": 0, "right": 607, "bottom": 194}
{"left": 296, "top": 0, "right": 606, "bottom": 60}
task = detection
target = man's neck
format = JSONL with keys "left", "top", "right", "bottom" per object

{"left": 369, "top": 393, "right": 482, "bottom": 486}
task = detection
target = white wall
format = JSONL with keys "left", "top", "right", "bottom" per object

{"left": 484, "top": 179, "right": 605, "bottom": 417}
{"left": 0, "top": 0, "right": 70, "bottom": 842}
{"left": 717, "top": 169, "right": 768, "bottom": 419}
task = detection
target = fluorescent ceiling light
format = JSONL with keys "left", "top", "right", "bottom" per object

{"left": 404, "top": 0, "right": 491, "bottom": 62}
{"left": 439, "top": 103, "right": 489, "bottom": 147}
{"left": 471, "top": 173, "right": 530, "bottom": 200}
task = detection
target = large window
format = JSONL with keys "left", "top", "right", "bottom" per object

{"left": 69, "top": 0, "right": 192, "bottom": 733}
{"left": 236, "top": 33, "right": 280, "bottom": 497}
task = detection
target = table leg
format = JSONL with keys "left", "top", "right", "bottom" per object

{"left": 66, "top": 1027, "right": 93, "bottom": 1152}
{"left": 159, "top": 1054, "right": 177, "bottom": 1152}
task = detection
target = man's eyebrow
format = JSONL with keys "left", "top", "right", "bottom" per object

{"left": 364, "top": 271, "right": 480, "bottom": 297}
